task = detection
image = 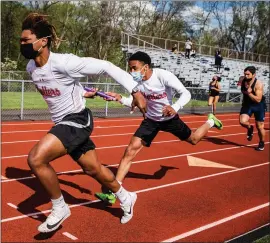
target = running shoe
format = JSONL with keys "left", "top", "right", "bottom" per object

{"left": 38, "top": 204, "right": 71, "bottom": 233}
{"left": 255, "top": 141, "right": 264, "bottom": 151}
{"left": 95, "top": 192, "right": 117, "bottom": 204}
{"left": 120, "top": 192, "right": 137, "bottom": 224}
{"left": 208, "top": 113, "right": 223, "bottom": 130}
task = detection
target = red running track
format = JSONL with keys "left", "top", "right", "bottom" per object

{"left": 1, "top": 113, "right": 269, "bottom": 242}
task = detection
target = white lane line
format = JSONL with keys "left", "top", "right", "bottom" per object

{"left": 2, "top": 155, "right": 28, "bottom": 159}
{"left": 1, "top": 140, "right": 269, "bottom": 183}
{"left": 2, "top": 129, "right": 49, "bottom": 134}
{"left": 2, "top": 140, "right": 40, "bottom": 144}
{"left": 161, "top": 203, "right": 269, "bottom": 242}
{"left": 1, "top": 162, "right": 268, "bottom": 223}
{"left": 2, "top": 113, "right": 250, "bottom": 126}
{"left": 7, "top": 203, "right": 18, "bottom": 209}
{"left": 1, "top": 131, "right": 269, "bottom": 159}
{"left": 136, "top": 162, "right": 269, "bottom": 193}
{"left": 224, "top": 223, "right": 270, "bottom": 243}
{"left": 1, "top": 138, "right": 180, "bottom": 159}
{"left": 62, "top": 232, "right": 78, "bottom": 240}
{"left": 2, "top": 118, "right": 268, "bottom": 134}
{"left": 2, "top": 121, "right": 269, "bottom": 144}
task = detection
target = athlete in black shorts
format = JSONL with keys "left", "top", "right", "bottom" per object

{"left": 20, "top": 13, "right": 144, "bottom": 233}
{"left": 208, "top": 76, "right": 221, "bottom": 115}
{"left": 95, "top": 51, "right": 223, "bottom": 204}
{"left": 239, "top": 66, "right": 266, "bottom": 151}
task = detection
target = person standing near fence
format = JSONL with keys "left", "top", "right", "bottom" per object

{"left": 95, "top": 51, "right": 224, "bottom": 204}
{"left": 214, "top": 50, "right": 223, "bottom": 73}
{"left": 239, "top": 66, "right": 266, "bottom": 151}
{"left": 185, "top": 38, "right": 192, "bottom": 59}
{"left": 19, "top": 13, "right": 146, "bottom": 233}
{"left": 208, "top": 75, "right": 221, "bottom": 115}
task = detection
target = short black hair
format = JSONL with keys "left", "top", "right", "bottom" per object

{"left": 129, "top": 51, "right": 151, "bottom": 66}
{"left": 244, "top": 66, "right": 256, "bottom": 74}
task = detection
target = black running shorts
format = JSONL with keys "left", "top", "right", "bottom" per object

{"left": 134, "top": 115, "right": 192, "bottom": 147}
{"left": 240, "top": 103, "right": 265, "bottom": 122}
{"left": 48, "top": 108, "right": 96, "bottom": 161}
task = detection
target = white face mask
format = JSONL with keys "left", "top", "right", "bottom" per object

{"left": 130, "top": 65, "right": 146, "bottom": 82}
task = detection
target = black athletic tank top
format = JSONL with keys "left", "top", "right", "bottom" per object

{"left": 241, "top": 78, "right": 265, "bottom": 106}
{"left": 209, "top": 81, "right": 219, "bottom": 96}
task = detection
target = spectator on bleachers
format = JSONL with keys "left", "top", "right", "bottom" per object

{"left": 185, "top": 38, "right": 192, "bottom": 59}
{"left": 214, "top": 50, "right": 223, "bottom": 73}
{"left": 171, "top": 44, "right": 178, "bottom": 54}
{"left": 190, "top": 49, "right": 196, "bottom": 58}
{"left": 208, "top": 75, "right": 221, "bottom": 115}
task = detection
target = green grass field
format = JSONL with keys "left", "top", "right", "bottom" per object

{"left": 1, "top": 92, "right": 239, "bottom": 110}
{"left": 253, "top": 235, "right": 270, "bottom": 243}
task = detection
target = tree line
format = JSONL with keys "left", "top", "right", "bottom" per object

{"left": 1, "top": 1, "right": 269, "bottom": 71}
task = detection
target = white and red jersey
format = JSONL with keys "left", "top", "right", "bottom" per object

{"left": 27, "top": 52, "right": 137, "bottom": 123}
{"left": 120, "top": 68, "right": 191, "bottom": 121}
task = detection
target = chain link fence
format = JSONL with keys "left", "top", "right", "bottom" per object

{"left": 1, "top": 78, "right": 245, "bottom": 121}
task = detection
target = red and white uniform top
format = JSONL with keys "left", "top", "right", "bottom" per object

{"left": 27, "top": 52, "right": 137, "bottom": 123}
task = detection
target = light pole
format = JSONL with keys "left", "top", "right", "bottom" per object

{"left": 199, "top": 27, "right": 204, "bottom": 55}
{"left": 244, "top": 35, "right": 254, "bottom": 61}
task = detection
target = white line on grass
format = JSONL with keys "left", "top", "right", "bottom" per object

{"left": 161, "top": 203, "right": 269, "bottom": 242}
{"left": 1, "top": 162, "right": 268, "bottom": 223}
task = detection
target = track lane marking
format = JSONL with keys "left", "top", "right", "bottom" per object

{"left": 161, "top": 203, "right": 269, "bottom": 242}
{"left": 1, "top": 141, "right": 269, "bottom": 182}
{"left": 1, "top": 161, "right": 269, "bottom": 223}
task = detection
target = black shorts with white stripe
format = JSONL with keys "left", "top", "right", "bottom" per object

{"left": 48, "top": 108, "right": 96, "bottom": 161}
{"left": 134, "top": 114, "right": 192, "bottom": 147}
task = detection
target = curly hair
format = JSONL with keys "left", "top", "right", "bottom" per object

{"left": 22, "top": 13, "right": 58, "bottom": 48}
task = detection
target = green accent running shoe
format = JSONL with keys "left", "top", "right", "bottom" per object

{"left": 95, "top": 192, "right": 117, "bottom": 204}
{"left": 208, "top": 113, "right": 223, "bottom": 130}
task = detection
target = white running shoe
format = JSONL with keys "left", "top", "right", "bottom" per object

{"left": 120, "top": 192, "right": 137, "bottom": 224}
{"left": 38, "top": 204, "right": 71, "bottom": 233}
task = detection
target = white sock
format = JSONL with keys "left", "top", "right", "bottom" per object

{"left": 51, "top": 195, "right": 66, "bottom": 208}
{"left": 206, "top": 119, "right": 215, "bottom": 128}
{"left": 115, "top": 186, "right": 130, "bottom": 204}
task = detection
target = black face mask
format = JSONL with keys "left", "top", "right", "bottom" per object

{"left": 245, "top": 77, "right": 252, "bottom": 82}
{"left": 20, "top": 43, "right": 40, "bottom": 59}
{"left": 212, "top": 78, "right": 215, "bottom": 81}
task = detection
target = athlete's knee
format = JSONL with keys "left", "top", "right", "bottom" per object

{"left": 125, "top": 142, "right": 141, "bottom": 157}
{"left": 190, "top": 138, "right": 199, "bottom": 145}
{"left": 186, "top": 134, "right": 198, "bottom": 145}
{"left": 256, "top": 122, "right": 264, "bottom": 130}
{"left": 27, "top": 150, "right": 46, "bottom": 170}
{"left": 82, "top": 163, "right": 102, "bottom": 178}
{"left": 239, "top": 119, "right": 246, "bottom": 126}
